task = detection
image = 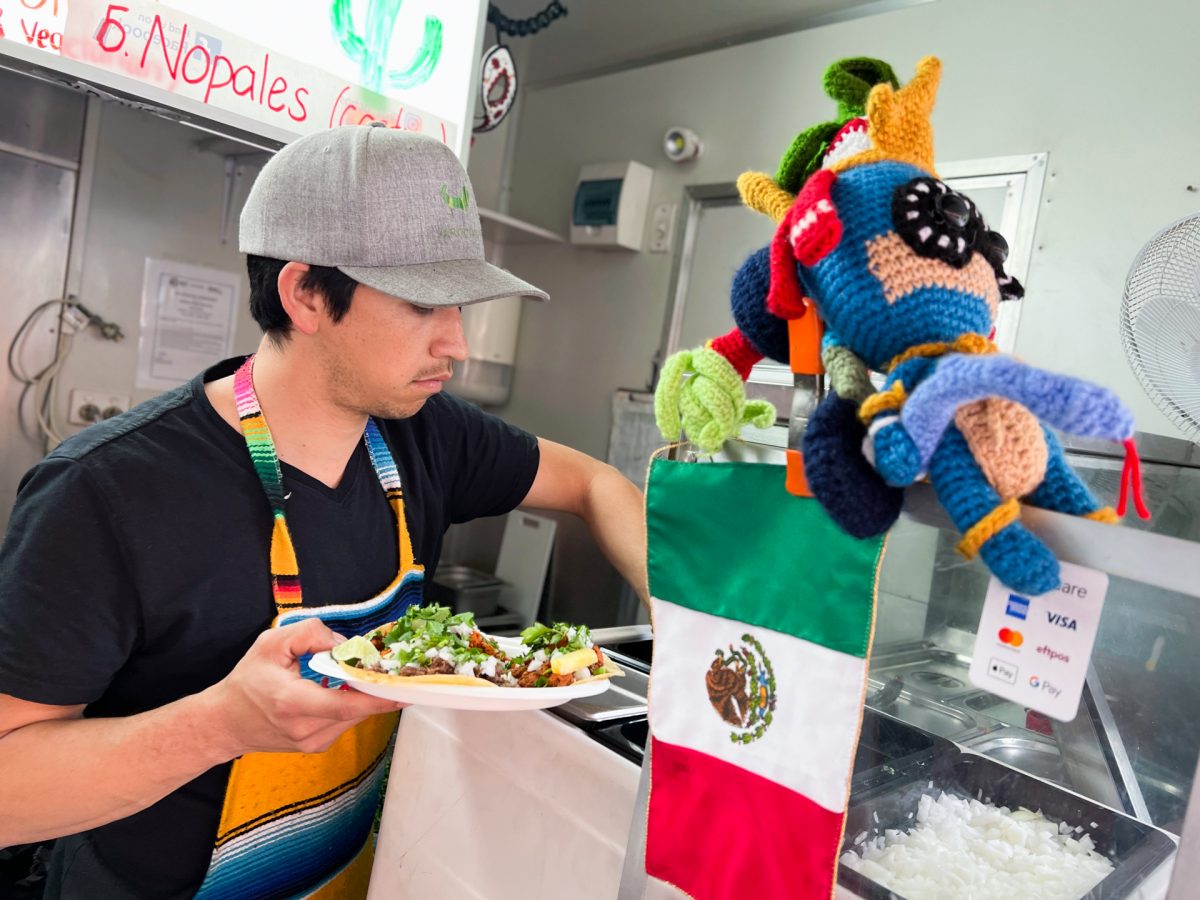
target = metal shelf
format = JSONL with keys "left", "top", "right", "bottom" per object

{"left": 478, "top": 207, "right": 564, "bottom": 245}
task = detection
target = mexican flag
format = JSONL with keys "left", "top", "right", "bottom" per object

{"left": 645, "top": 458, "right": 885, "bottom": 899}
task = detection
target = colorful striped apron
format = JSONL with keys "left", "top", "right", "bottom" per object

{"left": 194, "top": 355, "right": 422, "bottom": 899}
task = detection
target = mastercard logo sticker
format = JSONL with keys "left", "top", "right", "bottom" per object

{"left": 998, "top": 627, "right": 1024, "bottom": 647}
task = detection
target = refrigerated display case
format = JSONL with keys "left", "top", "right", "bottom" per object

{"left": 601, "top": 425, "right": 1200, "bottom": 900}
{"left": 370, "top": 423, "right": 1199, "bottom": 899}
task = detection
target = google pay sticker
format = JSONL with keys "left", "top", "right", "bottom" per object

{"left": 968, "top": 562, "right": 1108, "bottom": 722}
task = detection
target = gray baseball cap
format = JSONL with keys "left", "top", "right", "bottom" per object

{"left": 240, "top": 125, "right": 549, "bottom": 307}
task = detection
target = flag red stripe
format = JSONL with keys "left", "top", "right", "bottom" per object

{"left": 646, "top": 737, "right": 844, "bottom": 900}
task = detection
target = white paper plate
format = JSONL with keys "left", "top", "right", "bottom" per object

{"left": 309, "top": 650, "right": 614, "bottom": 711}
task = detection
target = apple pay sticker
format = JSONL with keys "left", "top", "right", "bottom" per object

{"left": 968, "top": 561, "right": 1109, "bottom": 722}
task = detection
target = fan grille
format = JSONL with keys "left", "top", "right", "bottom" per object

{"left": 1120, "top": 215, "right": 1200, "bottom": 441}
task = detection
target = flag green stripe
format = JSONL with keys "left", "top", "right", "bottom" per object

{"left": 646, "top": 458, "right": 883, "bottom": 658}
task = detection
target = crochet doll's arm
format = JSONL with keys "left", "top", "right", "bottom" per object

{"left": 859, "top": 362, "right": 929, "bottom": 487}
{"left": 654, "top": 339, "right": 776, "bottom": 454}
{"left": 902, "top": 355, "right": 1136, "bottom": 456}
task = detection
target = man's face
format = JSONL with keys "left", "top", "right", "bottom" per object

{"left": 318, "top": 281, "right": 469, "bottom": 419}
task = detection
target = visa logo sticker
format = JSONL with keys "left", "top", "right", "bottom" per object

{"left": 1006, "top": 594, "right": 1030, "bottom": 620}
{"left": 1048, "top": 613, "right": 1078, "bottom": 630}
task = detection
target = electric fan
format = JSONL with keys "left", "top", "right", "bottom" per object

{"left": 1120, "top": 215, "right": 1200, "bottom": 442}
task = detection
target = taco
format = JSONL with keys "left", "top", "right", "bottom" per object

{"left": 506, "top": 620, "right": 624, "bottom": 687}
{"left": 330, "top": 604, "right": 623, "bottom": 688}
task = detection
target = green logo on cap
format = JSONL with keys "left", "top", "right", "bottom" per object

{"left": 440, "top": 184, "right": 470, "bottom": 211}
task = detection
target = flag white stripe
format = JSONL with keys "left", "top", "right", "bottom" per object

{"left": 649, "top": 596, "right": 867, "bottom": 813}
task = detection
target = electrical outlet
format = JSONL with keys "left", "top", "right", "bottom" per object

{"left": 648, "top": 203, "right": 676, "bottom": 253}
{"left": 68, "top": 389, "right": 131, "bottom": 426}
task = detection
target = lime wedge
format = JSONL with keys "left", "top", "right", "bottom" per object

{"left": 331, "top": 635, "right": 380, "bottom": 667}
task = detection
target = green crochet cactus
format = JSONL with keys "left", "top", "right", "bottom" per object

{"left": 773, "top": 57, "right": 898, "bottom": 194}
{"left": 331, "top": 0, "right": 443, "bottom": 92}
{"left": 655, "top": 348, "right": 776, "bottom": 454}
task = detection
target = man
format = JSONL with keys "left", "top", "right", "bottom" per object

{"left": 0, "top": 125, "right": 647, "bottom": 898}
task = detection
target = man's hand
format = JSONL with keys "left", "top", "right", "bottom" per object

{"left": 201, "top": 618, "right": 403, "bottom": 759}
{"left": 0, "top": 617, "right": 404, "bottom": 845}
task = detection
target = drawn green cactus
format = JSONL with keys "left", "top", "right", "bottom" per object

{"left": 331, "top": 0, "right": 443, "bottom": 92}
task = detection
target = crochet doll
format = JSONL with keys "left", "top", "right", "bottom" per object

{"left": 657, "top": 55, "right": 910, "bottom": 537}
{"left": 656, "top": 56, "right": 1148, "bottom": 596}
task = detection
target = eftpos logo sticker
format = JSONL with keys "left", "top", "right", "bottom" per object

{"left": 1006, "top": 594, "right": 1030, "bottom": 620}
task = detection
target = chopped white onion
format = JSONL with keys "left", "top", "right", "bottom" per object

{"left": 841, "top": 792, "right": 1114, "bottom": 900}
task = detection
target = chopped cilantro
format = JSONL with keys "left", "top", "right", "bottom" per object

{"left": 338, "top": 604, "right": 602, "bottom": 689}
{"left": 519, "top": 623, "right": 553, "bottom": 645}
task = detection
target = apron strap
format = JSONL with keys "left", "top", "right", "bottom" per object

{"left": 232, "top": 355, "right": 413, "bottom": 613}
{"left": 363, "top": 418, "right": 417, "bottom": 573}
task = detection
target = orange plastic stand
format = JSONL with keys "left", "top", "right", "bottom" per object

{"left": 785, "top": 449, "right": 810, "bottom": 496}
{"left": 786, "top": 305, "right": 825, "bottom": 498}
{"left": 788, "top": 308, "right": 825, "bottom": 377}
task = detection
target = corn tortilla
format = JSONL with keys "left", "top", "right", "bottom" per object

{"left": 336, "top": 655, "right": 625, "bottom": 687}
{"left": 337, "top": 660, "right": 498, "bottom": 687}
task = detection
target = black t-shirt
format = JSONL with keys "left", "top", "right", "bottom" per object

{"left": 0, "top": 357, "right": 539, "bottom": 898}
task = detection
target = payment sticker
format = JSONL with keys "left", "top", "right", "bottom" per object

{"left": 968, "top": 561, "right": 1109, "bottom": 722}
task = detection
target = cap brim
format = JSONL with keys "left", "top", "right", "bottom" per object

{"left": 338, "top": 259, "right": 549, "bottom": 308}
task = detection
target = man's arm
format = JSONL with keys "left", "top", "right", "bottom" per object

{"left": 520, "top": 438, "right": 648, "bottom": 606}
{"left": 0, "top": 618, "right": 402, "bottom": 846}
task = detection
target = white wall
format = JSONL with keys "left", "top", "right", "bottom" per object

{"left": 490, "top": 0, "right": 1200, "bottom": 460}
{"left": 53, "top": 102, "right": 261, "bottom": 432}
{"left": 465, "top": 39, "right": 535, "bottom": 215}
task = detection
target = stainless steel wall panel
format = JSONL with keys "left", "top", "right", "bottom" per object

{"left": 0, "top": 152, "right": 77, "bottom": 530}
{"left": 0, "top": 67, "right": 85, "bottom": 166}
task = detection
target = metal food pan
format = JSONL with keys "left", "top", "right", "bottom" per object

{"left": 603, "top": 640, "right": 654, "bottom": 672}
{"left": 950, "top": 688, "right": 1032, "bottom": 730}
{"left": 866, "top": 683, "right": 982, "bottom": 742}
{"left": 962, "top": 728, "right": 1068, "bottom": 786}
{"left": 852, "top": 709, "right": 947, "bottom": 795}
{"left": 871, "top": 641, "right": 973, "bottom": 672}
{"left": 869, "top": 645, "right": 976, "bottom": 702}
{"left": 587, "top": 716, "right": 648, "bottom": 765}
{"left": 839, "top": 748, "right": 1177, "bottom": 900}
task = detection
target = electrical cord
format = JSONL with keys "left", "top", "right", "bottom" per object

{"left": 8, "top": 299, "right": 71, "bottom": 445}
{"left": 7, "top": 297, "right": 124, "bottom": 448}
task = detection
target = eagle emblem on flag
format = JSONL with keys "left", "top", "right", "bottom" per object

{"left": 706, "top": 634, "right": 778, "bottom": 744}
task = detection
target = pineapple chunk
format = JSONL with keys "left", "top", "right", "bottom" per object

{"left": 550, "top": 647, "right": 598, "bottom": 675}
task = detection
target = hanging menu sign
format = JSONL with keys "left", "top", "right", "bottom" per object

{"left": 0, "top": 0, "right": 483, "bottom": 158}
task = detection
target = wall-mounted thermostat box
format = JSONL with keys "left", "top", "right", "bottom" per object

{"left": 570, "top": 161, "right": 653, "bottom": 251}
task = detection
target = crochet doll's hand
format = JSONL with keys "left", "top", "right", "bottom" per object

{"left": 655, "top": 347, "right": 776, "bottom": 454}
{"left": 865, "top": 417, "right": 923, "bottom": 487}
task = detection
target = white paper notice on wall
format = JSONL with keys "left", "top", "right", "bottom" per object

{"left": 967, "top": 562, "right": 1109, "bottom": 722}
{"left": 136, "top": 258, "right": 239, "bottom": 390}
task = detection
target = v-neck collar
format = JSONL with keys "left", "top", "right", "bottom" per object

{"left": 278, "top": 442, "right": 368, "bottom": 506}
{"left": 196, "top": 357, "right": 370, "bottom": 504}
